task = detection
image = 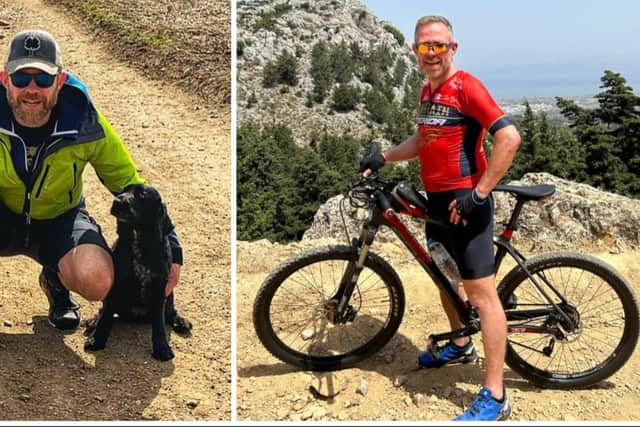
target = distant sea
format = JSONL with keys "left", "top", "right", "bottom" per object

{"left": 467, "top": 62, "right": 639, "bottom": 102}
{"left": 475, "top": 69, "right": 639, "bottom": 120}
{"left": 483, "top": 75, "right": 640, "bottom": 102}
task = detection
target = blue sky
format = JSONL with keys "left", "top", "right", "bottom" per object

{"left": 362, "top": 0, "right": 640, "bottom": 99}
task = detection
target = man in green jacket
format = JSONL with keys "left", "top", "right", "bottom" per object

{"left": 0, "top": 29, "right": 182, "bottom": 330}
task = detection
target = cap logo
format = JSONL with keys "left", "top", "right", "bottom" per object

{"left": 24, "top": 35, "right": 41, "bottom": 56}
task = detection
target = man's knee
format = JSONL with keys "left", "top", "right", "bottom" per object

{"left": 58, "top": 244, "right": 114, "bottom": 301}
{"left": 463, "top": 275, "right": 498, "bottom": 311}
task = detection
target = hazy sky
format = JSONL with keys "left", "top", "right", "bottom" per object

{"left": 362, "top": 0, "right": 640, "bottom": 99}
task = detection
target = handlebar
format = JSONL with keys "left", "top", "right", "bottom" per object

{"left": 347, "top": 173, "right": 396, "bottom": 209}
{"left": 347, "top": 169, "right": 556, "bottom": 229}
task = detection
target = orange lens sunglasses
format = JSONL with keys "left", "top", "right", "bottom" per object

{"left": 416, "top": 42, "right": 454, "bottom": 55}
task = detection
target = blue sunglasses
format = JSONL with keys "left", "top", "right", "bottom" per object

{"left": 10, "top": 71, "right": 57, "bottom": 89}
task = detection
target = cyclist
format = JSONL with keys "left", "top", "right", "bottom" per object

{"left": 360, "top": 16, "right": 521, "bottom": 421}
{"left": 0, "top": 29, "right": 183, "bottom": 330}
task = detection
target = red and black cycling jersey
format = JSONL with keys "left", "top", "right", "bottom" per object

{"left": 416, "top": 70, "right": 513, "bottom": 192}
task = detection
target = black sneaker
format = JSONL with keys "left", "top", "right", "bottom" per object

{"left": 39, "top": 267, "right": 80, "bottom": 330}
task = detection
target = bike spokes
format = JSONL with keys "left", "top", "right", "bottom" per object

{"left": 506, "top": 264, "right": 627, "bottom": 377}
{"left": 267, "top": 257, "right": 394, "bottom": 358}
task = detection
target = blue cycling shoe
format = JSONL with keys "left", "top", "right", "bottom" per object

{"left": 418, "top": 339, "right": 478, "bottom": 368}
{"left": 454, "top": 386, "right": 511, "bottom": 421}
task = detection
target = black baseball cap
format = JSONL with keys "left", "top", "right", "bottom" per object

{"left": 6, "top": 29, "right": 63, "bottom": 75}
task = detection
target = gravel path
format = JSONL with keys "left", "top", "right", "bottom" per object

{"left": 237, "top": 240, "right": 640, "bottom": 421}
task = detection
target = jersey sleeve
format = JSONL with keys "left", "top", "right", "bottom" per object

{"left": 459, "top": 73, "right": 513, "bottom": 135}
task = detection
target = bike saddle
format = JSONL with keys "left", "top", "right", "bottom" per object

{"left": 494, "top": 184, "right": 555, "bottom": 201}
{"left": 392, "top": 181, "right": 428, "bottom": 212}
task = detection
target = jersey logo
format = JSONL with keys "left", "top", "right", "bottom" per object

{"left": 418, "top": 117, "right": 447, "bottom": 126}
{"left": 24, "top": 34, "right": 41, "bottom": 56}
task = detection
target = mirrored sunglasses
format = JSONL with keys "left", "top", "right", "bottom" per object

{"left": 10, "top": 71, "right": 57, "bottom": 89}
{"left": 416, "top": 42, "right": 454, "bottom": 55}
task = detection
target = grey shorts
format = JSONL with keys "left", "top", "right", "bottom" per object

{"left": 0, "top": 201, "right": 110, "bottom": 271}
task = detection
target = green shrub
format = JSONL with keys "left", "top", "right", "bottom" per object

{"left": 332, "top": 84, "right": 360, "bottom": 112}
{"left": 262, "top": 50, "right": 299, "bottom": 87}
{"left": 262, "top": 60, "right": 279, "bottom": 87}
{"left": 237, "top": 39, "right": 245, "bottom": 57}
{"left": 384, "top": 23, "right": 405, "bottom": 46}
{"left": 246, "top": 91, "right": 257, "bottom": 108}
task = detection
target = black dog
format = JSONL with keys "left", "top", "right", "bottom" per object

{"left": 85, "top": 184, "right": 191, "bottom": 361}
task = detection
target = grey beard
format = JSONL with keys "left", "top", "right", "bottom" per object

{"left": 13, "top": 107, "right": 52, "bottom": 127}
{"left": 6, "top": 89, "right": 57, "bottom": 128}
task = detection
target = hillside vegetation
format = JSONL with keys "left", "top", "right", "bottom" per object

{"left": 236, "top": 1, "right": 640, "bottom": 244}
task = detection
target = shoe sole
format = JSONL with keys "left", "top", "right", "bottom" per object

{"left": 47, "top": 310, "right": 81, "bottom": 331}
{"left": 497, "top": 402, "right": 512, "bottom": 421}
{"left": 47, "top": 319, "right": 80, "bottom": 330}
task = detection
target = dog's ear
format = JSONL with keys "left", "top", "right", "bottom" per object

{"left": 161, "top": 203, "right": 175, "bottom": 234}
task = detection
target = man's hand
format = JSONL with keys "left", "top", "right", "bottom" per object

{"left": 448, "top": 188, "right": 487, "bottom": 225}
{"left": 359, "top": 152, "right": 385, "bottom": 177}
{"left": 166, "top": 263, "right": 181, "bottom": 296}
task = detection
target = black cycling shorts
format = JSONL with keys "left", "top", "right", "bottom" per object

{"left": 425, "top": 188, "right": 495, "bottom": 280}
{"left": 0, "top": 201, "right": 110, "bottom": 271}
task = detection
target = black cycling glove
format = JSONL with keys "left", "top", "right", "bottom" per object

{"left": 359, "top": 152, "right": 386, "bottom": 173}
{"left": 455, "top": 188, "right": 488, "bottom": 219}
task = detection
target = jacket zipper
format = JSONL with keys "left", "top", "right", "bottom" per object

{"left": 68, "top": 163, "right": 78, "bottom": 203}
{"left": 20, "top": 137, "right": 54, "bottom": 247}
{"left": 35, "top": 164, "right": 50, "bottom": 198}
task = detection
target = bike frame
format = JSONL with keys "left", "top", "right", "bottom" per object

{"left": 334, "top": 185, "right": 574, "bottom": 345}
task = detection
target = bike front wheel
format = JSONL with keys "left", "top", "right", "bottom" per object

{"left": 253, "top": 245, "right": 405, "bottom": 371}
{"left": 498, "top": 252, "right": 639, "bottom": 388}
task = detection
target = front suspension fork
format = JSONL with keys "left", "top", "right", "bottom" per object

{"left": 332, "top": 224, "right": 378, "bottom": 321}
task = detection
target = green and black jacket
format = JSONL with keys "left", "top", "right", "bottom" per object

{"left": 0, "top": 73, "right": 182, "bottom": 263}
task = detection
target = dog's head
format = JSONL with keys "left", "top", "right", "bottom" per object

{"left": 111, "top": 184, "right": 173, "bottom": 234}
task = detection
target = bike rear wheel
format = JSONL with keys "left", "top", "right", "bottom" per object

{"left": 498, "top": 252, "right": 639, "bottom": 388}
{"left": 253, "top": 245, "right": 405, "bottom": 371}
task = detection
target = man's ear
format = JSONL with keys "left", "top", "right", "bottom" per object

{"left": 57, "top": 70, "right": 67, "bottom": 88}
{"left": 412, "top": 43, "right": 421, "bottom": 61}
{"left": 0, "top": 70, "right": 8, "bottom": 88}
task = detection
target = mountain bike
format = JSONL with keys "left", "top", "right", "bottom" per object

{"left": 252, "top": 161, "right": 639, "bottom": 389}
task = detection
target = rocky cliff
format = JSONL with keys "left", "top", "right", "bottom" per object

{"left": 237, "top": 0, "right": 418, "bottom": 146}
{"left": 303, "top": 173, "right": 640, "bottom": 252}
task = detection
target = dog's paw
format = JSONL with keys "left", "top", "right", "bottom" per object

{"left": 172, "top": 316, "right": 193, "bottom": 336}
{"left": 152, "top": 346, "right": 175, "bottom": 361}
{"left": 84, "top": 336, "right": 106, "bottom": 352}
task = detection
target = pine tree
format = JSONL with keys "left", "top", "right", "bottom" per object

{"left": 557, "top": 71, "right": 639, "bottom": 195}
{"left": 310, "top": 41, "right": 332, "bottom": 103}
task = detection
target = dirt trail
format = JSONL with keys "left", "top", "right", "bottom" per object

{"left": 0, "top": 0, "right": 230, "bottom": 421}
{"left": 237, "top": 240, "right": 640, "bottom": 422}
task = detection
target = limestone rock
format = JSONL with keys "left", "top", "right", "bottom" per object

{"left": 237, "top": 0, "right": 412, "bottom": 146}
{"left": 303, "top": 172, "right": 640, "bottom": 252}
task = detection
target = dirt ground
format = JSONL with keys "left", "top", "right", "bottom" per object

{"left": 237, "top": 239, "right": 640, "bottom": 422}
{"left": 0, "top": 0, "right": 230, "bottom": 421}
